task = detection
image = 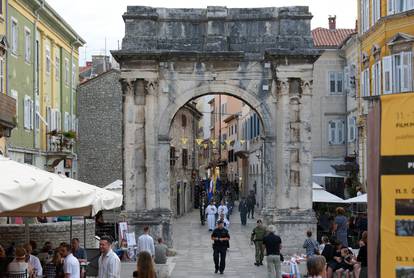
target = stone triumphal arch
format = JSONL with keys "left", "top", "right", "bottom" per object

{"left": 112, "top": 5, "right": 320, "bottom": 252}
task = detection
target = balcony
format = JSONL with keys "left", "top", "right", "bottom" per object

{"left": 46, "top": 130, "right": 76, "bottom": 168}
{"left": 0, "top": 93, "right": 17, "bottom": 137}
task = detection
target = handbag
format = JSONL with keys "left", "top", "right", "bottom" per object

{"left": 280, "top": 253, "right": 284, "bottom": 262}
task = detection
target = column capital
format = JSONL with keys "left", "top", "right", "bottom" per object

{"left": 144, "top": 79, "right": 159, "bottom": 95}
{"left": 119, "top": 78, "right": 136, "bottom": 96}
{"left": 300, "top": 79, "right": 313, "bottom": 96}
{"left": 276, "top": 78, "right": 289, "bottom": 96}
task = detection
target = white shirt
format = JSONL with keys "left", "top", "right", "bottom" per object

{"left": 29, "top": 255, "right": 43, "bottom": 276}
{"left": 98, "top": 249, "right": 121, "bottom": 278}
{"left": 218, "top": 205, "right": 228, "bottom": 216}
{"left": 137, "top": 234, "right": 155, "bottom": 256}
{"left": 7, "top": 261, "right": 30, "bottom": 277}
{"left": 206, "top": 205, "right": 217, "bottom": 215}
{"left": 63, "top": 253, "right": 80, "bottom": 278}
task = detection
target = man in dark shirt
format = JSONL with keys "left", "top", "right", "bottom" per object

{"left": 211, "top": 220, "right": 230, "bottom": 274}
{"left": 262, "top": 225, "right": 282, "bottom": 278}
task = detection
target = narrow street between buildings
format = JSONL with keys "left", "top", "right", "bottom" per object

{"left": 170, "top": 209, "right": 267, "bottom": 278}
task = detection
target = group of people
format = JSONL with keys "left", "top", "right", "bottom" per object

{"left": 208, "top": 214, "right": 283, "bottom": 278}
{"left": 0, "top": 225, "right": 174, "bottom": 278}
{"left": 302, "top": 207, "right": 368, "bottom": 278}
{"left": 304, "top": 232, "right": 368, "bottom": 278}
{"left": 0, "top": 238, "right": 88, "bottom": 278}
{"left": 317, "top": 207, "right": 367, "bottom": 248}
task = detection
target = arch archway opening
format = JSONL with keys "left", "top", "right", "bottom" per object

{"left": 167, "top": 93, "right": 266, "bottom": 219}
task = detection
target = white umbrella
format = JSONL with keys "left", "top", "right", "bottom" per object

{"left": 104, "top": 179, "right": 123, "bottom": 196}
{"left": 0, "top": 156, "right": 53, "bottom": 213}
{"left": 345, "top": 193, "right": 367, "bottom": 203}
{"left": 312, "top": 182, "right": 345, "bottom": 203}
{"left": 0, "top": 157, "right": 122, "bottom": 217}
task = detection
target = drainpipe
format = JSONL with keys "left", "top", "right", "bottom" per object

{"left": 70, "top": 37, "right": 80, "bottom": 178}
{"left": 33, "top": 0, "right": 44, "bottom": 153}
{"left": 5, "top": 0, "right": 9, "bottom": 96}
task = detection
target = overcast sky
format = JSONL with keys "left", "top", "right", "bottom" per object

{"left": 47, "top": 0, "right": 357, "bottom": 66}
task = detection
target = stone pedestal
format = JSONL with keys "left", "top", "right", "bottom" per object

{"left": 120, "top": 209, "right": 173, "bottom": 247}
{"left": 262, "top": 208, "right": 317, "bottom": 255}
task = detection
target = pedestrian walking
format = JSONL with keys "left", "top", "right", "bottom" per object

{"left": 211, "top": 220, "right": 230, "bottom": 274}
{"left": 263, "top": 225, "right": 282, "bottom": 278}
{"left": 59, "top": 243, "right": 80, "bottom": 278}
{"left": 218, "top": 200, "right": 229, "bottom": 219}
{"left": 247, "top": 192, "right": 256, "bottom": 219}
{"left": 250, "top": 219, "right": 266, "bottom": 266}
{"left": 137, "top": 226, "right": 155, "bottom": 257}
{"left": 216, "top": 213, "right": 230, "bottom": 230}
{"left": 206, "top": 200, "right": 218, "bottom": 231}
{"left": 98, "top": 236, "right": 121, "bottom": 278}
{"left": 239, "top": 197, "right": 248, "bottom": 225}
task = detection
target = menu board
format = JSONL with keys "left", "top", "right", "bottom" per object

{"left": 381, "top": 94, "right": 414, "bottom": 278}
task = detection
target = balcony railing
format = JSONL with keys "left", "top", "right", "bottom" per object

{"left": 0, "top": 93, "right": 16, "bottom": 137}
{"left": 47, "top": 130, "right": 76, "bottom": 153}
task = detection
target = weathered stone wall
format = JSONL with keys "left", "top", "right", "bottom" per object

{"left": 113, "top": 5, "right": 320, "bottom": 254}
{"left": 0, "top": 220, "right": 95, "bottom": 248}
{"left": 77, "top": 70, "right": 122, "bottom": 187}
{"left": 122, "top": 6, "right": 314, "bottom": 56}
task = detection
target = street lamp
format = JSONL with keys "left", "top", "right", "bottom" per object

{"left": 256, "top": 148, "right": 264, "bottom": 210}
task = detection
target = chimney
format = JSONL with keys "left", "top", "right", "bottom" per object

{"left": 329, "top": 15, "right": 336, "bottom": 30}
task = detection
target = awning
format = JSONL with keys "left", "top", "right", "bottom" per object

{"left": 0, "top": 156, "right": 53, "bottom": 212}
{"left": 0, "top": 156, "right": 122, "bottom": 217}
{"left": 104, "top": 179, "right": 123, "bottom": 196}
{"left": 312, "top": 182, "right": 345, "bottom": 203}
{"left": 345, "top": 193, "right": 367, "bottom": 203}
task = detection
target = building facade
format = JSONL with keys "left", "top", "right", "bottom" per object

{"left": 0, "top": 0, "right": 16, "bottom": 155}
{"left": 311, "top": 17, "right": 356, "bottom": 185}
{"left": 77, "top": 69, "right": 122, "bottom": 187}
{"left": 6, "top": 0, "right": 84, "bottom": 177}
{"left": 169, "top": 103, "right": 202, "bottom": 217}
{"left": 358, "top": 0, "right": 414, "bottom": 186}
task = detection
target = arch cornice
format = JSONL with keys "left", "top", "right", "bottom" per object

{"left": 158, "top": 83, "right": 274, "bottom": 139}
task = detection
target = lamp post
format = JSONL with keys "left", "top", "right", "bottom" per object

{"left": 256, "top": 147, "right": 264, "bottom": 209}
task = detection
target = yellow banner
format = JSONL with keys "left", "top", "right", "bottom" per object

{"left": 381, "top": 94, "right": 414, "bottom": 156}
{"left": 380, "top": 176, "right": 414, "bottom": 277}
{"left": 381, "top": 94, "right": 414, "bottom": 278}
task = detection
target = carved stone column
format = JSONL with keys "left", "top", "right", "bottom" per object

{"left": 144, "top": 79, "right": 158, "bottom": 210}
{"left": 121, "top": 78, "right": 146, "bottom": 211}
{"left": 262, "top": 76, "right": 316, "bottom": 255}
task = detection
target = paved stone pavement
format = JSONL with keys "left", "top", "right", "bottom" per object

{"left": 169, "top": 208, "right": 268, "bottom": 278}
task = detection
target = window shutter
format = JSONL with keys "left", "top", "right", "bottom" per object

{"left": 23, "top": 96, "right": 28, "bottom": 129}
{"left": 388, "top": 0, "right": 395, "bottom": 14}
{"left": 35, "top": 102, "right": 39, "bottom": 131}
{"left": 344, "top": 66, "right": 349, "bottom": 91}
{"left": 371, "top": 64, "right": 376, "bottom": 96}
{"left": 328, "top": 121, "right": 335, "bottom": 144}
{"left": 29, "top": 99, "right": 33, "bottom": 130}
{"left": 337, "top": 72, "right": 343, "bottom": 93}
{"left": 338, "top": 120, "right": 345, "bottom": 144}
{"left": 383, "top": 56, "right": 393, "bottom": 94}
{"left": 360, "top": 71, "right": 365, "bottom": 97}
{"left": 57, "top": 110, "right": 61, "bottom": 131}
{"left": 51, "top": 109, "right": 55, "bottom": 131}
{"left": 377, "top": 61, "right": 382, "bottom": 95}
{"left": 401, "top": 51, "right": 412, "bottom": 92}
{"left": 365, "top": 69, "right": 370, "bottom": 97}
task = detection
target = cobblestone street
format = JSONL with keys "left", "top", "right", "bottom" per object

{"left": 170, "top": 208, "right": 268, "bottom": 278}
